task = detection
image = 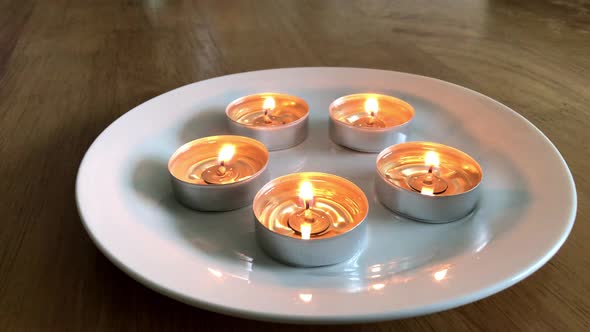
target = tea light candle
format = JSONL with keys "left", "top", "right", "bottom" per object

{"left": 168, "top": 135, "right": 269, "bottom": 211}
{"left": 253, "top": 172, "right": 369, "bottom": 267}
{"left": 375, "top": 142, "right": 483, "bottom": 222}
{"left": 329, "top": 93, "right": 414, "bottom": 152}
{"left": 226, "top": 93, "right": 309, "bottom": 151}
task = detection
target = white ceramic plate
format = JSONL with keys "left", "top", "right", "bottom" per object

{"left": 76, "top": 68, "right": 576, "bottom": 323}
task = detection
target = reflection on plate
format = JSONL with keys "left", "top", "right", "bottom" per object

{"left": 76, "top": 68, "right": 576, "bottom": 323}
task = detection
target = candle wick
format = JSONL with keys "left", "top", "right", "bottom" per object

{"left": 217, "top": 166, "right": 226, "bottom": 176}
{"left": 217, "top": 161, "right": 227, "bottom": 176}
{"left": 422, "top": 166, "right": 435, "bottom": 186}
{"left": 303, "top": 200, "right": 315, "bottom": 222}
{"left": 368, "top": 112, "right": 375, "bottom": 125}
{"left": 263, "top": 109, "right": 273, "bottom": 124}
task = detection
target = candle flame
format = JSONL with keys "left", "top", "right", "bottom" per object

{"left": 299, "top": 181, "right": 314, "bottom": 203}
{"left": 300, "top": 223, "right": 311, "bottom": 240}
{"left": 217, "top": 144, "right": 235, "bottom": 165}
{"left": 263, "top": 96, "right": 276, "bottom": 110}
{"left": 364, "top": 97, "right": 379, "bottom": 116}
{"left": 424, "top": 151, "right": 440, "bottom": 167}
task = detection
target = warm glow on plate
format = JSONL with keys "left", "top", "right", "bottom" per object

{"left": 371, "top": 283, "right": 386, "bottom": 290}
{"left": 207, "top": 267, "right": 223, "bottom": 278}
{"left": 434, "top": 268, "right": 448, "bottom": 281}
{"left": 299, "top": 293, "right": 313, "bottom": 302}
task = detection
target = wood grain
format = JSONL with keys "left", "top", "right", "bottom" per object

{"left": 1, "top": 0, "right": 589, "bottom": 330}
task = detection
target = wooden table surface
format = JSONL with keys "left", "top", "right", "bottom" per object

{"left": 1, "top": 0, "right": 589, "bottom": 330}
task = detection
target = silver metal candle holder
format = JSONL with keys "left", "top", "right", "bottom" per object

{"left": 168, "top": 135, "right": 269, "bottom": 211}
{"left": 253, "top": 172, "right": 369, "bottom": 267}
{"left": 375, "top": 142, "right": 483, "bottom": 223}
{"left": 329, "top": 93, "right": 414, "bottom": 152}
{"left": 226, "top": 93, "right": 309, "bottom": 151}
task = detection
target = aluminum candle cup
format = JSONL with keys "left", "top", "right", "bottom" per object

{"left": 375, "top": 142, "right": 483, "bottom": 223}
{"left": 226, "top": 93, "right": 309, "bottom": 151}
{"left": 253, "top": 172, "right": 369, "bottom": 267}
{"left": 329, "top": 93, "right": 414, "bottom": 152}
{"left": 168, "top": 135, "right": 269, "bottom": 211}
